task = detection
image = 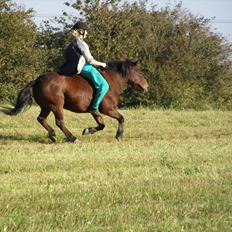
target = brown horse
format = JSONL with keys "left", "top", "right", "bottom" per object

{"left": 2, "top": 60, "right": 148, "bottom": 142}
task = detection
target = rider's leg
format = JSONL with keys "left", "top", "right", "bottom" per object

{"left": 81, "top": 63, "right": 109, "bottom": 112}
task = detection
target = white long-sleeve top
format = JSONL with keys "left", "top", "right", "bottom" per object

{"left": 76, "top": 37, "right": 94, "bottom": 73}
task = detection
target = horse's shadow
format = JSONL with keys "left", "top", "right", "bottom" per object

{"left": 0, "top": 134, "right": 52, "bottom": 144}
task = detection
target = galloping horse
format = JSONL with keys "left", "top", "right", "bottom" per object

{"left": 3, "top": 60, "right": 148, "bottom": 142}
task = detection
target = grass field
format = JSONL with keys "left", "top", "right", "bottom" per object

{"left": 0, "top": 106, "right": 231, "bottom": 232}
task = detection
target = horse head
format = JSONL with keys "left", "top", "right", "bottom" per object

{"left": 126, "top": 60, "right": 149, "bottom": 93}
{"left": 107, "top": 60, "right": 149, "bottom": 92}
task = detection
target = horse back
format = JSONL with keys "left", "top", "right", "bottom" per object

{"left": 33, "top": 72, "right": 94, "bottom": 112}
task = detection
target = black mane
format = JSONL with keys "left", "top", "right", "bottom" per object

{"left": 107, "top": 60, "right": 136, "bottom": 77}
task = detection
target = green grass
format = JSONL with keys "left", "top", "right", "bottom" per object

{"left": 0, "top": 107, "right": 231, "bottom": 231}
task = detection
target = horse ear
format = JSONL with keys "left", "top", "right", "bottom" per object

{"left": 132, "top": 60, "right": 138, "bottom": 66}
{"left": 126, "top": 59, "right": 137, "bottom": 66}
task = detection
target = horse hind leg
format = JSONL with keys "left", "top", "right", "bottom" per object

{"left": 82, "top": 114, "right": 105, "bottom": 135}
{"left": 37, "top": 107, "right": 57, "bottom": 142}
{"left": 52, "top": 107, "right": 79, "bottom": 143}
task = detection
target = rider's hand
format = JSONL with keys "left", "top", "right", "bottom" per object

{"left": 101, "top": 63, "right": 107, "bottom": 68}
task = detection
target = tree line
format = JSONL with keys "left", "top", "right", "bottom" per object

{"left": 1, "top": 0, "right": 232, "bottom": 109}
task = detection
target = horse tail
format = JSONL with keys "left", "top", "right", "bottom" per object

{"left": 1, "top": 80, "right": 36, "bottom": 116}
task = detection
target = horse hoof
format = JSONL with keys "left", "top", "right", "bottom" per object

{"left": 116, "top": 131, "right": 123, "bottom": 141}
{"left": 116, "top": 136, "right": 123, "bottom": 141}
{"left": 73, "top": 138, "right": 80, "bottom": 143}
{"left": 82, "top": 128, "right": 90, "bottom": 135}
{"left": 49, "top": 134, "right": 57, "bottom": 143}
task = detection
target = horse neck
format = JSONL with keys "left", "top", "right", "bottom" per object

{"left": 107, "top": 70, "right": 128, "bottom": 93}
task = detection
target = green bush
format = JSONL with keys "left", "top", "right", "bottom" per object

{"left": 1, "top": 0, "right": 231, "bottom": 109}
{"left": 58, "top": 0, "right": 232, "bottom": 109}
{"left": 0, "top": 0, "right": 48, "bottom": 101}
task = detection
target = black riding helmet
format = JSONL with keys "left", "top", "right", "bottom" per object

{"left": 72, "top": 21, "right": 88, "bottom": 31}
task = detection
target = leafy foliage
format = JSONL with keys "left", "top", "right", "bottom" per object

{"left": 0, "top": 0, "right": 232, "bottom": 109}
{"left": 40, "top": 0, "right": 232, "bottom": 109}
{"left": 0, "top": 0, "right": 47, "bottom": 101}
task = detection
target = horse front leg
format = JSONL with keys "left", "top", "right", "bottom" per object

{"left": 82, "top": 114, "right": 105, "bottom": 135}
{"left": 105, "top": 109, "right": 124, "bottom": 141}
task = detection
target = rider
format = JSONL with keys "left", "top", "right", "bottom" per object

{"left": 59, "top": 21, "right": 109, "bottom": 116}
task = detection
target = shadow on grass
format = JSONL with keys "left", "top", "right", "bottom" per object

{"left": 0, "top": 134, "right": 52, "bottom": 144}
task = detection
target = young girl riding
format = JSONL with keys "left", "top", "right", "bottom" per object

{"left": 59, "top": 21, "right": 109, "bottom": 116}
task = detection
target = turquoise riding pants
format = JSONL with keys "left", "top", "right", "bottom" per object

{"left": 81, "top": 63, "right": 109, "bottom": 110}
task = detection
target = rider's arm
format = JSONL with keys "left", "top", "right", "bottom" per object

{"left": 76, "top": 39, "right": 106, "bottom": 68}
{"left": 90, "top": 59, "right": 107, "bottom": 68}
